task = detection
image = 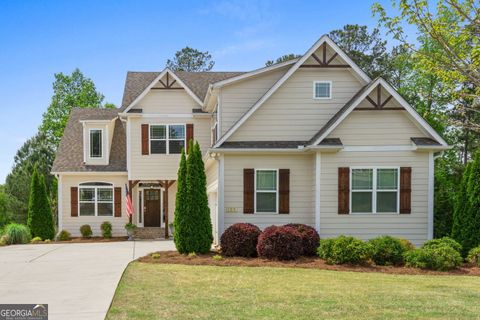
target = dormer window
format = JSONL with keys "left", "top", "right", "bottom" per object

{"left": 313, "top": 81, "right": 332, "bottom": 99}
{"left": 89, "top": 129, "right": 103, "bottom": 158}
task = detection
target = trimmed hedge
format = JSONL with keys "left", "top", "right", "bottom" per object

{"left": 467, "top": 246, "right": 480, "bottom": 267}
{"left": 80, "top": 224, "right": 93, "bottom": 238}
{"left": 404, "top": 245, "right": 462, "bottom": 271}
{"left": 101, "top": 221, "right": 112, "bottom": 239}
{"left": 221, "top": 223, "right": 261, "bottom": 257}
{"left": 422, "top": 237, "right": 462, "bottom": 255}
{"left": 257, "top": 226, "right": 303, "bottom": 260}
{"left": 368, "top": 236, "right": 406, "bottom": 266}
{"left": 57, "top": 230, "right": 71, "bottom": 241}
{"left": 4, "top": 223, "right": 31, "bottom": 244}
{"left": 318, "top": 236, "right": 371, "bottom": 265}
{"left": 284, "top": 224, "right": 320, "bottom": 256}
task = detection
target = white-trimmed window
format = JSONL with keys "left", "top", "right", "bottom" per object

{"left": 313, "top": 81, "right": 332, "bottom": 99}
{"left": 89, "top": 129, "right": 103, "bottom": 158}
{"left": 150, "top": 124, "right": 185, "bottom": 154}
{"left": 255, "top": 169, "right": 278, "bottom": 213}
{"left": 351, "top": 168, "right": 399, "bottom": 214}
{"left": 79, "top": 182, "right": 114, "bottom": 216}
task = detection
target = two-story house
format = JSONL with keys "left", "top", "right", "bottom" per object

{"left": 52, "top": 35, "right": 449, "bottom": 246}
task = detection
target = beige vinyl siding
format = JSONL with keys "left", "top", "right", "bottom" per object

{"left": 60, "top": 174, "right": 128, "bottom": 237}
{"left": 205, "top": 160, "right": 218, "bottom": 190}
{"left": 320, "top": 151, "right": 429, "bottom": 246}
{"left": 129, "top": 116, "right": 210, "bottom": 180}
{"left": 220, "top": 68, "right": 288, "bottom": 135}
{"left": 136, "top": 89, "right": 199, "bottom": 114}
{"left": 229, "top": 69, "right": 363, "bottom": 141}
{"left": 327, "top": 108, "right": 426, "bottom": 145}
{"left": 223, "top": 154, "right": 315, "bottom": 230}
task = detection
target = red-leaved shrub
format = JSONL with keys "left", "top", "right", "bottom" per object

{"left": 284, "top": 224, "right": 320, "bottom": 256}
{"left": 256, "top": 225, "right": 303, "bottom": 260}
{"left": 221, "top": 223, "right": 262, "bottom": 257}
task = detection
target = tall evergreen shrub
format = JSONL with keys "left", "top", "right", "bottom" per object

{"left": 173, "top": 148, "right": 189, "bottom": 252}
{"left": 27, "top": 167, "right": 55, "bottom": 240}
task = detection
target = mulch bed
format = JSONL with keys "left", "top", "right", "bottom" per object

{"left": 32, "top": 237, "right": 128, "bottom": 244}
{"left": 138, "top": 251, "right": 480, "bottom": 276}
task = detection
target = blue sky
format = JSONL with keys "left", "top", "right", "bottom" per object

{"left": 0, "top": 0, "right": 402, "bottom": 183}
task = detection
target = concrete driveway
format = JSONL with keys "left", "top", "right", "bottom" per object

{"left": 0, "top": 240, "right": 175, "bottom": 320}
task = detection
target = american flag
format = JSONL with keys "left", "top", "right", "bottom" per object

{"left": 125, "top": 184, "right": 134, "bottom": 218}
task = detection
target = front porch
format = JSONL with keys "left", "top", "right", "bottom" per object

{"left": 128, "top": 179, "right": 176, "bottom": 239}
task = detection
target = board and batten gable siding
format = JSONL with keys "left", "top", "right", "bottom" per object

{"left": 228, "top": 69, "right": 363, "bottom": 141}
{"left": 60, "top": 174, "right": 128, "bottom": 237}
{"left": 136, "top": 89, "right": 199, "bottom": 114}
{"left": 220, "top": 68, "right": 288, "bottom": 136}
{"left": 223, "top": 154, "right": 315, "bottom": 230}
{"left": 320, "top": 151, "right": 429, "bottom": 246}
{"left": 327, "top": 108, "right": 426, "bottom": 146}
{"left": 129, "top": 116, "right": 210, "bottom": 180}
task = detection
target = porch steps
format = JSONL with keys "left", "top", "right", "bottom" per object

{"left": 133, "top": 227, "right": 166, "bottom": 239}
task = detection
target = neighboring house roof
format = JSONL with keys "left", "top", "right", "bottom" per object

{"left": 52, "top": 108, "right": 126, "bottom": 173}
{"left": 219, "top": 141, "right": 308, "bottom": 149}
{"left": 411, "top": 137, "right": 442, "bottom": 146}
{"left": 120, "top": 70, "right": 244, "bottom": 111}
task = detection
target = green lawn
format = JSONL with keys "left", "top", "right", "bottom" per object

{"left": 107, "top": 262, "right": 480, "bottom": 320}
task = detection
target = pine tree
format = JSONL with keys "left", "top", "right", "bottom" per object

{"left": 27, "top": 167, "right": 55, "bottom": 240}
{"left": 451, "top": 162, "right": 470, "bottom": 246}
{"left": 464, "top": 152, "right": 480, "bottom": 254}
{"left": 173, "top": 148, "right": 188, "bottom": 253}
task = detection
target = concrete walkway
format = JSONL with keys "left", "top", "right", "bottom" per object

{"left": 0, "top": 240, "right": 175, "bottom": 320}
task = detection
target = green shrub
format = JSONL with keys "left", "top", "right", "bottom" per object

{"left": 467, "top": 246, "right": 480, "bottom": 267}
{"left": 423, "top": 237, "right": 462, "bottom": 254}
{"left": 368, "top": 236, "right": 406, "bottom": 266}
{"left": 27, "top": 167, "right": 55, "bottom": 240}
{"left": 31, "top": 236, "right": 43, "bottom": 243}
{"left": 188, "top": 252, "right": 197, "bottom": 257}
{"left": 80, "top": 224, "right": 93, "bottom": 238}
{"left": 0, "top": 235, "right": 9, "bottom": 246}
{"left": 317, "top": 236, "right": 371, "bottom": 265}
{"left": 44, "top": 239, "right": 51, "bottom": 243}
{"left": 100, "top": 221, "right": 112, "bottom": 238}
{"left": 404, "top": 245, "right": 463, "bottom": 271}
{"left": 4, "top": 223, "right": 31, "bottom": 244}
{"left": 213, "top": 254, "right": 223, "bottom": 261}
{"left": 151, "top": 253, "right": 161, "bottom": 259}
{"left": 399, "top": 238, "right": 415, "bottom": 251}
{"left": 57, "top": 230, "right": 71, "bottom": 241}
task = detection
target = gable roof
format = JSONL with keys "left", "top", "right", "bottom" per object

{"left": 120, "top": 70, "right": 244, "bottom": 111}
{"left": 308, "top": 77, "right": 449, "bottom": 147}
{"left": 52, "top": 108, "right": 127, "bottom": 173}
{"left": 213, "top": 34, "right": 372, "bottom": 148}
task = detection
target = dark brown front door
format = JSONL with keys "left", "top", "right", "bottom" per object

{"left": 144, "top": 189, "right": 161, "bottom": 227}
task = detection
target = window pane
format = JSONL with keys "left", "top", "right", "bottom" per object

{"left": 377, "top": 169, "right": 398, "bottom": 190}
{"left": 97, "top": 188, "right": 113, "bottom": 201}
{"left": 79, "top": 188, "right": 95, "bottom": 201}
{"left": 79, "top": 203, "right": 95, "bottom": 216}
{"left": 377, "top": 192, "right": 397, "bottom": 212}
{"left": 352, "top": 192, "right": 373, "bottom": 213}
{"left": 256, "top": 193, "right": 277, "bottom": 212}
{"left": 98, "top": 203, "right": 113, "bottom": 216}
{"left": 352, "top": 169, "right": 373, "bottom": 190}
{"left": 315, "top": 82, "right": 330, "bottom": 98}
{"left": 90, "top": 130, "right": 102, "bottom": 158}
{"left": 169, "top": 125, "right": 185, "bottom": 139}
{"left": 256, "top": 170, "right": 277, "bottom": 190}
{"left": 169, "top": 140, "right": 185, "bottom": 154}
{"left": 150, "top": 125, "right": 166, "bottom": 139}
{"left": 151, "top": 140, "right": 166, "bottom": 154}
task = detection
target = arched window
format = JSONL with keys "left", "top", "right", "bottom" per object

{"left": 79, "top": 182, "right": 114, "bottom": 217}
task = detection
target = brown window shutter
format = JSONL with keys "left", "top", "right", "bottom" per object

{"left": 279, "top": 169, "right": 290, "bottom": 214}
{"left": 400, "top": 167, "right": 412, "bottom": 214}
{"left": 338, "top": 167, "right": 350, "bottom": 214}
{"left": 114, "top": 187, "right": 122, "bottom": 217}
{"left": 243, "top": 169, "right": 254, "bottom": 214}
{"left": 141, "top": 124, "right": 149, "bottom": 155}
{"left": 186, "top": 124, "right": 194, "bottom": 153}
{"left": 71, "top": 187, "right": 78, "bottom": 217}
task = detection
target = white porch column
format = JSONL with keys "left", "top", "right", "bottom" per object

{"left": 427, "top": 151, "right": 434, "bottom": 240}
{"left": 315, "top": 152, "right": 321, "bottom": 233}
{"left": 217, "top": 154, "right": 225, "bottom": 238}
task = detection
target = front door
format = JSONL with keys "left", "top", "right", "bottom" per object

{"left": 144, "top": 189, "right": 161, "bottom": 227}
